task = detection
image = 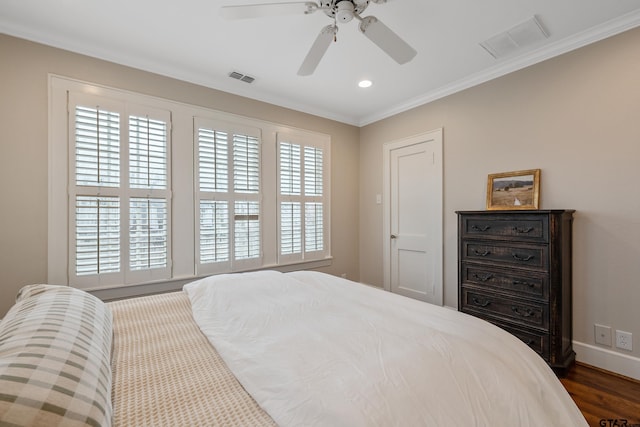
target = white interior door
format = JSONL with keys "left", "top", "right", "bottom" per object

{"left": 383, "top": 130, "right": 442, "bottom": 305}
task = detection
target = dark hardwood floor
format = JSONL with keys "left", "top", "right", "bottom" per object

{"left": 560, "top": 363, "right": 640, "bottom": 426}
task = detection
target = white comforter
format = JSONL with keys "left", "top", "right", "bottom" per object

{"left": 184, "top": 270, "right": 586, "bottom": 427}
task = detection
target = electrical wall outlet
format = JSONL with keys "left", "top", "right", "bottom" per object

{"left": 615, "top": 330, "right": 633, "bottom": 351}
{"left": 595, "top": 324, "right": 612, "bottom": 346}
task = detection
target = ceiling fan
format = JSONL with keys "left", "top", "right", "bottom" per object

{"left": 220, "top": 0, "right": 417, "bottom": 76}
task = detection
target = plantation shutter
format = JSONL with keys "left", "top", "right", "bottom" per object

{"left": 75, "top": 195, "right": 120, "bottom": 276}
{"left": 128, "top": 115, "right": 169, "bottom": 274}
{"left": 234, "top": 200, "right": 260, "bottom": 259}
{"left": 198, "top": 127, "right": 230, "bottom": 264}
{"left": 74, "top": 105, "right": 121, "bottom": 279}
{"left": 279, "top": 142, "right": 302, "bottom": 255}
{"left": 277, "top": 135, "right": 328, "bottom": 263}
{"left": 304, "top": 146, "right": 324, "bottom": 253}
{"left": 75, "top": 106, "right": 120, "bottom": 187}
{"left": 69, "top": 93, "right": 171, "bottom": 288}
{"left": 195, "top": 118, "right": 262, "bottom": 274}
{"left": 129, "top": 115, "right": 168, "bottom": 189}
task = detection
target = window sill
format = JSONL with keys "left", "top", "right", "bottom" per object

{"left": 89, "top": 257, "right": 333, "bottom": 302}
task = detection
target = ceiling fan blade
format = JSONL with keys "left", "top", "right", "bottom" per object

{"left": 297, "top": 25, "right": 336, "bottom": 76}
{"left": 359, "top": 16, "right": 417, "bottom": 64}
{"left": 220, "top": 2, "right": 319, "bottom": 20}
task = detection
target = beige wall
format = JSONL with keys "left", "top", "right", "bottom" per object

{"left": 360, "top": 27, "right": 640, "bottom": 361}
{"left": 0, "top": 34, "right": 360, "bottom": 317}
{"left": 2, "top": 26, "right": 639, "bottom": 370}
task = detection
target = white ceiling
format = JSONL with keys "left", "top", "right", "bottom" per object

{"left": 2, "top": 0, "right": 640, "bottom": 126}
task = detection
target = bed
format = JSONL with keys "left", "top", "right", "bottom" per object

{"left": 0, "top": 270, "right": 587, "bottom": 426}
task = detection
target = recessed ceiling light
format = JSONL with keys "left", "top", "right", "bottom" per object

{"left": 358, "top": 80, "right": 373, "bottom": 88}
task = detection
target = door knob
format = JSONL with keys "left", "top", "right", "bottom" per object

{"left": 390, "top": 234, "right": 397, "bottom": 239}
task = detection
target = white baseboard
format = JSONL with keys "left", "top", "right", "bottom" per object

{"left": 574, "top": 340, "right": 640, "bottom": 380}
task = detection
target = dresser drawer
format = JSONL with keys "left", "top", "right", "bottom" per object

{"left": 460, "top": 215, "right": 548, "bottom": 243}
{"left": 473, "top": 316, "right": 549, "bottom": 359}
{"left": 460, "top": 288, "right": 549, "bottom": 330}
{"left": 461, "top": 241, "right": 548, "bottom": 270}
{"left": 461, "top": 264, "right": 548, "bottom": 299}
{"left": 499, "top": 323, "right": 549, "bottom": 359}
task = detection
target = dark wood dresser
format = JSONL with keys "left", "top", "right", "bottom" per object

{"left": 456, "top": 210, "right": 575, "bottom": 374}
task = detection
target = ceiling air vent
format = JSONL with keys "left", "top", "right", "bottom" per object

{"left": 480, "top": 16, "right": 549, "bottom": 59}
{"left": 229, "top": 71, "right": 256, "bottom": 84}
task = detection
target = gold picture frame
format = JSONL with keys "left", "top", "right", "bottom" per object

{"left": 486, "top": 169, "right": 540, "bottom": 210}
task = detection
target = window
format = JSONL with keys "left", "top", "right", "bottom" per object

{"left": 68, "top": 93, "right": 171, "bottom": 288}
{"left": 195, "top": 118, "right": 262, "bottom": 275}
{"left": 277, "top": 134, "right": 328, "bottom": 263}
{"left": 49, "top": 76, "right": 330, "bottom": 291}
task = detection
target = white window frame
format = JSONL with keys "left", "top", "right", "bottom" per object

{"left": 49, "top": 75, "right": 331, "bottom": 292}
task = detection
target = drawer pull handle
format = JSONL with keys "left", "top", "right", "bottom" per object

{"left": 472, "top": 273, "right": 494, "bottom": 282}
{"left": 473, "top": 249, "right": 490, "bottom": 257}
{"left": 511, "top": 306, "right": 535, "bottom": 318}
{"left": 513, "top": 226, "right": 534, "bottom": 234}
{"left": 471, "top": 225, "right": 491, "bottom": 232}
{"left": 512, "top": 253, "right": 534, "bottom": 262}
{"left": 513, "top": 279, "right": 535, "bottom": 288}
{"left": 471, "top": 297, "right": 491, "bottom": 307}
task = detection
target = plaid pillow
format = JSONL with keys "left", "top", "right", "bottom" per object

{"left": 0, "top": 285, "right": 113, "bottom": 427}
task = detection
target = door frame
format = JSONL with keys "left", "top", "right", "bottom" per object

{"left": 382, "top": 128, "right": 443, "bottom": 304}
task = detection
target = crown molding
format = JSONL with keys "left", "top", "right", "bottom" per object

{"left": 358, "top": 9, "right": 640, "bottom": 127}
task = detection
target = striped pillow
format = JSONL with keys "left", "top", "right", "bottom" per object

{"left": 0, "top": 285, "right": 113, "bottom": 427}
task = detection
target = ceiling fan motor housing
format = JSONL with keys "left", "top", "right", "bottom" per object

{"left": 322, "top": 1, "right": 370, "bottom": 20}
{"left": 336, "top": 1, "right": 355, "bottom": 22}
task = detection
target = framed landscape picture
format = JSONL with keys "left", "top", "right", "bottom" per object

{"left": 486, "top": 169, "right": 540, "bottom": 210}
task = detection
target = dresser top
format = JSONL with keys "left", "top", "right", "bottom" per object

{"left": 456, "top": 209, "right": 575, "bottom": 215}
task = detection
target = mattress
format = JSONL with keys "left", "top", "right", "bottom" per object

{"left": 108, "top": 292, "right": 276, "bottom": 427}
